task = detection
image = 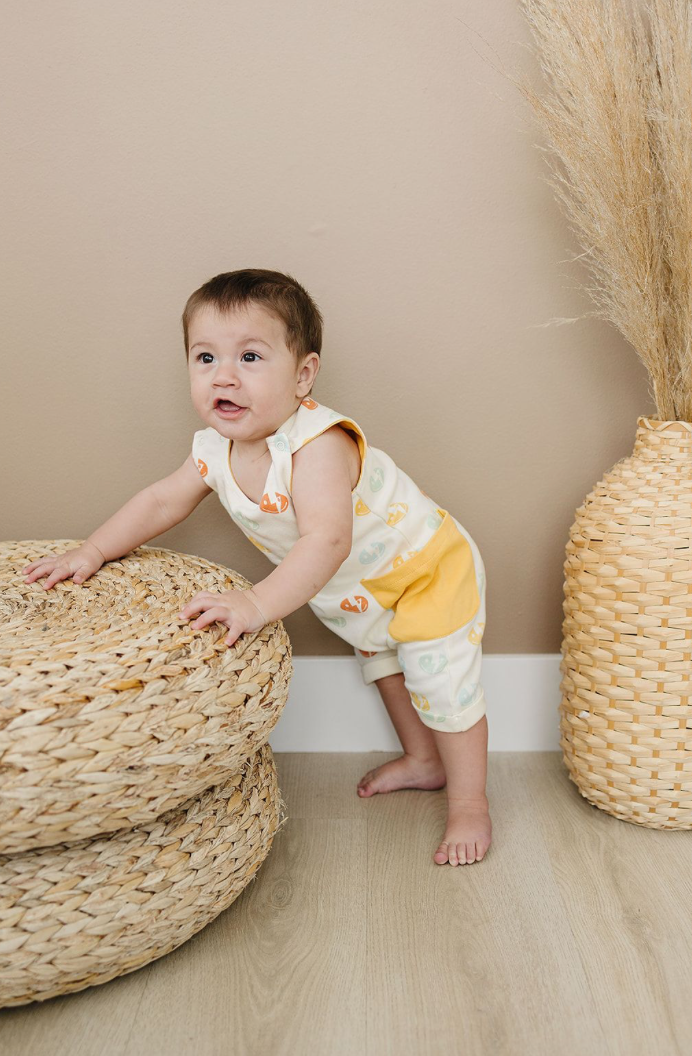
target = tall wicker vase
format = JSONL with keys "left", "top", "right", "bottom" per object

{"left": 560, "top": 417, "right": 692, "bottom": 828}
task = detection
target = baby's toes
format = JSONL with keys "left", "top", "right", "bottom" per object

{"left": 474, "top": 838, "right": 490, "bottom": 862}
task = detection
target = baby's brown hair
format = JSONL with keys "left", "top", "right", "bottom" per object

{"left": 182, "top": 268, "right": 323, "bottom": 363}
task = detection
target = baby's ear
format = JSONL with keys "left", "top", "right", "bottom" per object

{"left": 300, "top": 353, "right": 320, "bottom": 390}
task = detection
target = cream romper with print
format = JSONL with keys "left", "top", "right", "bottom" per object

{"left": 192, "top": 397, "right": 487, "bottom": 733}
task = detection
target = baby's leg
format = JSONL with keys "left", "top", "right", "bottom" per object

{"left": 354, "top": 651, "right": 446, "bottom": 796}
{"left": 372, "top": 672, "right": 442, "bottom": 764}
{"left": 396, "top": 628, "right": 491, "bottom": 866}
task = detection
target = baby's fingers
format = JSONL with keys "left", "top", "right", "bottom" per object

{"left": 72, "top": 563, "right": 94, "bottom": 585}
{"left": 178, "top": 593, "right": 215, "bottom": 619}
{"left": 23, "top": 562, "right": 55, "bottom": 584}
{"left": 40, "top": 568, "right": 72, "bottom": 591}
{"left": 190, "top": 606, "right": 226, "bottom": 630}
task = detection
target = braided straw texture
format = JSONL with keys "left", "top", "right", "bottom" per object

{"left": 0, "top": 541, "right": 292, "bottom": 854}
{"left": 0, "top": 742, "right": 286, "bottom": 1008}
{"left": 560, "top": 417, "right": 692, "bottom": 828}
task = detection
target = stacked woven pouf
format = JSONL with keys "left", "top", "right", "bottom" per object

{"left": 0, "top": 541, "right": 292, "bottom": 1007}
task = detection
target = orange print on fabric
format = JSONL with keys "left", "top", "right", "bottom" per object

{"left": 196, "top": 458, "right": 208, "bottom": 478}
{"left": 301, "top": 397, "right": 318, "bottom": 409}
{"left": 340, "top": 595, "right": 368, "bottom": 614}
{"left": 358, "top": 649, "right": 378, "bottom": 656}
{"left": 260, "top": 493, "right": 289, "bottom": 514}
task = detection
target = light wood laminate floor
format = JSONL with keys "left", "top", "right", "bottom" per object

{"left": 2, "top": 751, "right": 691, "bottom": 1056}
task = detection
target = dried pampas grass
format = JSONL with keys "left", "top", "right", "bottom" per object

{"left": 517, "top": 0, "right": 692, "bottom": 421}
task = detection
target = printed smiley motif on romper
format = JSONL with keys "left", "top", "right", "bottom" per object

{"left": 260, "top": 492, "right": 290, "bottom": 514}
{"left": 419, "top": 653, "right": 448, "bottom": 676}
{"left": 233, "top": 510, "right": 260, "bottom": 531}
{"left": 269, "top": 434, "right": 289, "bottom": 452}
{"left": 386, "top": 502, "right": 408, "bottom": 526}
{"left": 427, "top": 510, "right": 443, "bottom": 531}
{"left": 393, "top": 549, "right": 417, "bottom": 569}
{"left": 355, "top": 499, "right": 370, "bottom": 516}
{"left": 340, "top": 595, "right": 368, "bottom": 614}
{"left": 301, "top": 397, "right": 319, "bottom": 409}
{"left": 469, "top": 622, "right": 485, "bottom": 646}
{"left": 359, "top": 541, "right": 385, "bottom": 565}
{"left": 324, "top": 616, "right": 347, "bottom": 628}
{"left": 369, "top": 466, "right": 384, "bottom": 492}
{"left": 458, "top": 683, "right": 480, "bottom": 705}
{"left": 411, "top": 692, "right": 431, "bottom": 712}
{"left": 196, "top": 458, "right": 209, "bottom": 478}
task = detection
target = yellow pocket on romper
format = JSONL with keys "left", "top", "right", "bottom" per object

{"left": 359, "top": 509, "right": 480, "bottom": 642}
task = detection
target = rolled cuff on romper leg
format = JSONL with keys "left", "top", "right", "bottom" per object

{"left": 354, "top": 648, "right": 403, "bottom": 685}
{"left": 415, "top": 690, "right": 487, "bottom": 733}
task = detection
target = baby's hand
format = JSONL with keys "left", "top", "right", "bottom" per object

{"left": 177, "top": 589, "right": 267, "bottom": 646}
{"left": 22, "top": 542, "right": 106, "bottom": 590}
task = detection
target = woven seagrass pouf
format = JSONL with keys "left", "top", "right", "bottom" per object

{"left": 0, "top": 743, "right": 286, "bottom": 1008}
{"left": 0, "top": 541, "right": 292, "bottom": 853}
{"left": 560, "top": 418, "right": 692, "bottom": 828}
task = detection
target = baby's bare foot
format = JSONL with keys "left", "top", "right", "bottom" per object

{"left": 433, "top": 796, "right": 492, "bottom": 866}
{"left": 357, "top": 753, "right": 446, "bottom": 796}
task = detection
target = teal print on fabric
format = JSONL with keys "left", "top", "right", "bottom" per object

{"left": 233, "top": 510, "right": 260, "bottom": 531}
{"left": 324, "top": 616, "right": 347, "bottom": 628}
{"left": 426, "top": 510, "right": 443, "bottom": 531}
{"left": 271, "top": 435, "right": 289, "bottom": 452}
{"left": 359, "top": 542, "right": 385, "bottom": 565}
{"left": 369, "top": 466, "right": 384, "bottom": 492}
{"left": 419, "top": 653, "right": 448, "bottom": 676}
{"left": 458, "top": 683, "right": 480, "bottom": 705}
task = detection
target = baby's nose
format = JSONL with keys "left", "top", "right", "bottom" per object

{"left": 213, "top": 365, "right": 239, "bottom": 385}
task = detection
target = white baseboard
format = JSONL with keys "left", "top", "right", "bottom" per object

{"left": 268, "top": 654, "right": 563, "bottom": 752}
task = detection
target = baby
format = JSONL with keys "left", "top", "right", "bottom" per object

{"left": 22, "top": 268, "right": 491, "bottom": 868}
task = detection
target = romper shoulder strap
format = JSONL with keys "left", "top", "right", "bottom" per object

{"left": 191, "top": 426, "right": 228, "bottom": 493}
{"left": 286, "top": 397, "right": 368, "bottom": 466}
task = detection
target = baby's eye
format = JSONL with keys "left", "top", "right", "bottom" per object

{"left": 241, "top": 351, "right": 260, "bottom": 362}
{"left": 197, "top": 352, "right": 214, "bottom": 364}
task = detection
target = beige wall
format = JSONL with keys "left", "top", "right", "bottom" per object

{"left": 2, "top": 1, "right": 654, "bottom": 655}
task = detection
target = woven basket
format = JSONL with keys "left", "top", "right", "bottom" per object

{"left": 560, "top": 417, "right": 692, "bottom": 828}
{"left": 0, "top": 541, "right": 292, "bottom": 853}
{"left": 0, "top": 742, "right": 285, "bottom": 1008}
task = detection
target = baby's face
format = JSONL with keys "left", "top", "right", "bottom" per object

{"left": 188, "top": 303, "right": 319, "bottom": 443}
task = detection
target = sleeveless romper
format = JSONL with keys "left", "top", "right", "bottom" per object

{"left": 192, "top": 397, "right": 487, "bottom": 733}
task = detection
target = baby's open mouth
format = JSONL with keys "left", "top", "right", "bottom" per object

{"left": 216, "top": 399, "right": 243, "bottom": 410}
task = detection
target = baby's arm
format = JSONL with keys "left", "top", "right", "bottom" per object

{"left": 87, "top": 454, "right": 213, "bottom": 560}
{"left": 24, "top": 455, "right": 212, "bottom": 590}
{"left": 247, "top": 427, "right": 354, "bottom": 623}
